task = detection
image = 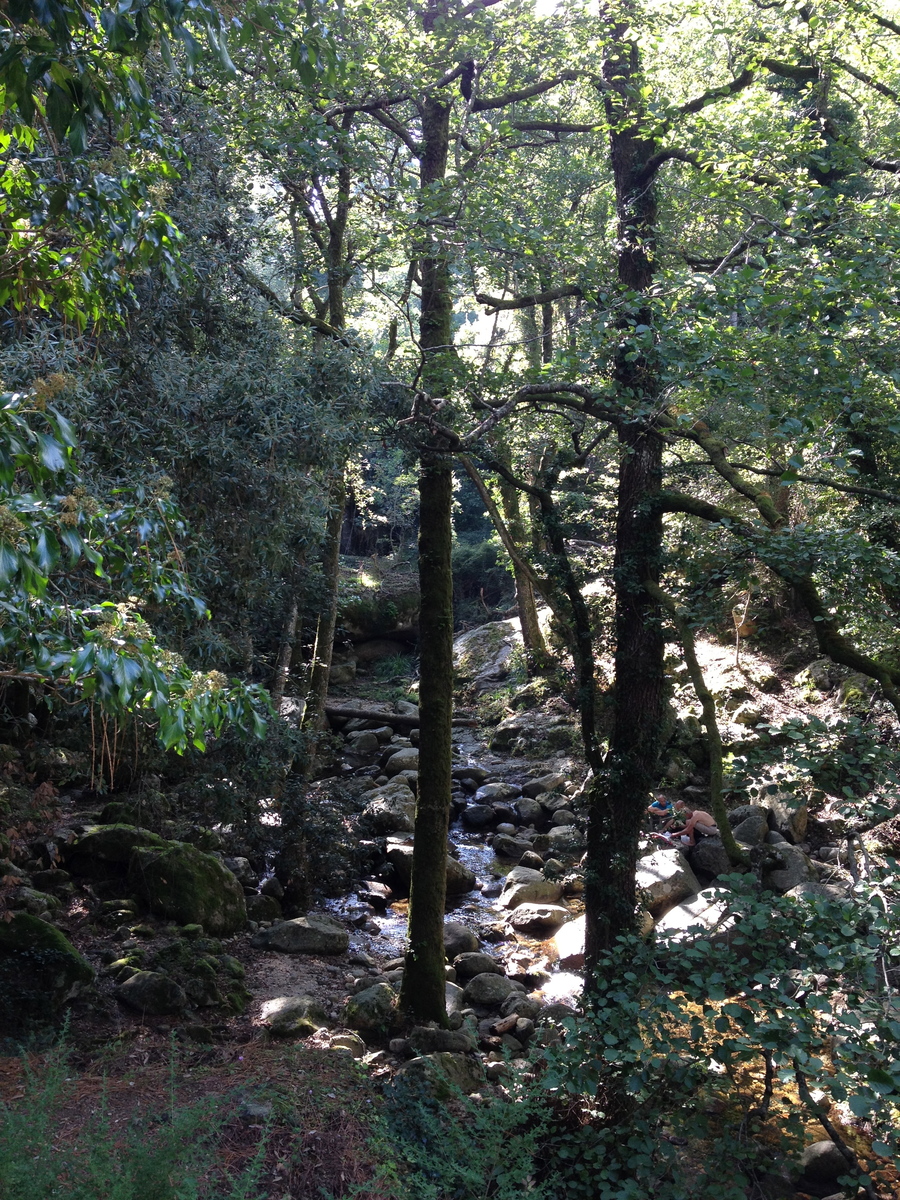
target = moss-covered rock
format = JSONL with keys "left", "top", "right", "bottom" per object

{"left": 128, "top": 841, "right": 247, "bottom": 935}
{"left": 0, "top": 913, "right": 93, "bottom": 1027}
{"left": 115, "top": 971, "right": 187, "bottom": 1014}
{"left": 64, "top": 824, "right": 167, "bottom": 877}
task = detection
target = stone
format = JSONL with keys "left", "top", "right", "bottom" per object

{"left": 444, "top": 921, "right": 480, "bottom": 958}
{"left": 733, "top": 704, "right": 763, "bottom": 727}
{"left": 515, "top": 797, "right": 545, "bottom": 826}
{"left": 731, "top": 809, "right": 769, "bottom": 845}
{"left": 387, "top": 843, "right": 475, "bottom": 895}
{"left": 654, "top": 888, "right": 736, "bottom": 943}
{"left": 552, "top": 914, "right": 585, "bottom": 968}
{"left": 224, "top": 857, "right": 259, "bottom": 887}
{"left": 473, "top": 782, "right": 521, "bottom": 802}
{"left": 453, "top": 619, "right": 523, "bottom": 692}
{"left": 727, "top": 804, "right": 769, "bottom": 828}
{"left": 452, "top": 765, "right": 490, "bottom": 785}
{"left": 115, "top": 971, "right": 187, "bottom": 1015}
{"left": 8, "top": 886, "right": 61, "bottom": 915}
{"left": 766, "top": 791, "right": 808, "bottom": 844}
{"left": 445, "top": 981, "right": 466, "bottom": 1013}
{"left": 687, "top": 837, "right": 734, "bottom": 878}
{"left": 409, "top": 1024, "right": 476, "bottom": 1054}
{"left": 763, "top": 844, "right": 817, "bottom": 892}
{"left": 346, "top": 731, "right": 380, "bottom": 756}
{"left": 252, "top": 912, "right": 349, "bottom": 954}
{"left": 260, "top": 995, "right": 326, "bottom": 1037}
{"left": 635, "top": 848, "right": 700, "bottom": 915}
{"left": 345, "top": 982, "right": 398, "bottom": 1034}
{"left": 461, "top": 804, "right": 497, "bottom": 830}
{"left": 452, "top": 952, "right": 503, "bottom": 980}
{"left": 384, "top": 748, "right": 419, "bottom": 776}
{"left": 329, "top": 1032, "right": 367, "bottom": 1057}
{"left": 463, "top": 972, "right": 516, "bottom": 1007}
{"left": 129, "top": 841, "right": 247, "bottom": 935}
{"left": 522, "top": 773, "right": 566, "bottom": 799}
{"left": 0, "top": 913, "right": 93, "bottom": 1025}
{"left": 358, "top": 880, "right": 394, "bottom": 908}
{"left": 361, "top": 781, "right": 416, "bottom": 835}
{"left": 799, "top": 1141, "right": 851, "bottom": 1185}
{"left": 546, "top": 825, "right": 585, "bottom": 853}
{"left": 398, "top": 1051, "right": 484, "bottom": 1095}
{"left": 246, "top": 893, "right": 283, "bottom": 922}
{"left": 64, "top": 823, "right": 166, "bottom": 875}
{"left": 519, "top": 850, "right": 545, "bottom": 870}
{"left": 549, "top": 810, "right": 577, "bottom": 826}
{"left": 498, "top": 874, "right": 564, "bottom": 910}
{"left": 506, "top": 904, "right": 571, "bottom": 934}
{"left": 500, "top": 993, "right": 543, "bottom": 1020}
{"left": 491, "top": 835, "right": 533, "bottom": 862}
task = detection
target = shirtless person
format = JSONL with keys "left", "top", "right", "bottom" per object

{"left": 679, "top": 806, "right": 718, "bottom": 846}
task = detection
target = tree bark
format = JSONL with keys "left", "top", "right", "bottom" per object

{"left": 303, "top": 477, "right": 346, "bottom": 745}
{"left": 271, "top": 593, "right": 298, "bottom": 711}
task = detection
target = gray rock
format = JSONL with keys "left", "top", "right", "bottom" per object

{"left": 453, "top": 619, "right": 523, "bottom": 692}
{"left": 261, "top": 995, "right": 326, "bottom": 1037}
{"left": 546, "top": 825, "right": 585, "bottom": 853}
{"left": 552, "top": 914, "right": 585, "bottom": 968}
{"left": 260, "top": 876, "right": 284, "bottom": 900}
{"left": 224, "top": 856, "right": 258, "bottom": 887}
{"left": 687, "top": 837, "right": 734, "bottom": 878}
{"left": 506, "top": 903, "right": 571, "bottom": 934}
{"left": 345, "top": 982, "right": 398, "bottom": 1033}
{"left": 635, "top": 848, "right": 700, "bottom": 916}
{"left": 461, "top": 804, "right": 497, "bottom": 830}
{"left": 8, "top": 886, "right": 61, "bottom": 915}
{"left": 252, "top": 912, "right": 349, "bottom": 955}
{"left": 0, "top": 913, "right": 93, "bottom": 1024}
{"left": 499, "top": 875, "right": 564, "bottom": 910}
{"left": 799, "top": 1140, "right": 852, "bottom": 1185}
{"left": 727, "top": 804, "right": 769, "bottom": 828}
{"left": 346, "top": 731, "right": 380, "bottom": 756}
{"left": 246, "top": 893, "right": 283, "bottom": 922}
{"left": 763, "top": 844, "right": 816, "bottom": 892}
{"left": 129, "top": 840, "right": 247, "bottom": 936}
{"left": 115, "top": 971, "right": 186, "bottom": 1014}
{"left": 361, "top": 782, "right": 416, "bottom": 834}
{"left": 492, "top": 835, "right": 533, "bottom": 862}
{"left": 765, "top": 830, "right": 787, "bottom": 845}
{"left": 463, "top": 972, "right": 516, "bottom": 1007}
{"left": 732, "top": 809, "right": 769, "bottom": 845}
{"left": 452, "top": 952, "right": 503, "bottom": 980}
{"left": 387, "top": 843, "right": 475, "bottom": 895}
{"left": 398, "top": 1051, "right": 484, "bottom": 1095}
{"left": 500, "top": 993, "right": 543, "bottom": 1020}
{"left": 452, "top": 765, "right": 490, "bottom": 786}
{"left": 329, "top": 1032, "right": 367, "bottom": 1057}
{"left": 443, "top": 921, "right": 480, "bottom": 957}
{"left": 766, "top": 790, "right": 808, "bottom": 844}
{"left": 408, "top": 1024, "right": 476, "bottom": 1053}
{"left": 474, "top": 782, "right": 521, "bottom": 802}
{"left": 522, "top": 774, "right": 566, "bottom": 799}
{"left": 519, "top": 850, "right": 545, "bottom": 870}
{"left": 549, "top": 810, "right": 577, "bottom": 826}
{"left": 445, "top": 981, "right": 466, "bottom": 1013}
{"left": 515, "top": 797, "right": 546, "bottom": 826}
{"left": 384, "top": 748, "right": 419, "bottom": 776}
{"left": 654, "top": 888, "right": 736, "bottom": 943}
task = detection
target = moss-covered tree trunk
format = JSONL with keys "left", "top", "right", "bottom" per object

{"left": 399, "top": 76, "right": 455, "bottom": 1024}
{"left": 303, "top": 477, "right": 346, "bottom": 748}
{"left": 584, "top": 17, "right": 665, "bottom": 971}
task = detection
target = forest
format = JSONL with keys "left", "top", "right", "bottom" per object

{"left": 1, "top": 0, "right": 900, "bottom": 1196}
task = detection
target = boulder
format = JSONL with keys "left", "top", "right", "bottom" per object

{"left": 546, "top": 825, "right": 585, "bottom": 853}
{"left": 498, "top": 869, "right": 564, "bottom": 910}
{"left": 7, "top": 886, "right": 61, "bottom": 916}
{"left": 473, "top": 782, "right": 521, "bottom": 803}
{"left": 799, "top": 1141, "right": 851, "bottom": 1186}
{"left": 252, "top": 912, "right": 349, "bottom": 955}
{"left": 345, "top": 730, "right": 380, "bottom": 756}
{"left": 463, "top": 972, "right": 516, "bottom": 1007}
{"left": 766, "top": 791, "right": 808, "bottom": 844}
{"left": 398, "top": 1051, "right": 484, "bottom": 1095}
{"left": 260, "top": 995, "right": 327, "bottom": 1037}
{"left": 445, "top": 981, "right": 467, "bottom": 1013}
{"left": 635, "top": 848, "right": 700, "bottom": 916}
{"left": 654, "top": 888, "right": 736, "bottom": 943}
{"left": 500, "top": 992, "right": 543, "bottom": 1020}
{"left": 687, "top": 837, "right": 734, "bottom": 878}
{"left": 345, "top": 982, "right": 398, "bottom": 1034}
{"left": 549, "top": 810, "right": 577, "bottom": 826}
{"left": 461, "top": 804, "right": 497, "bottom": 830}
{"left": 763, "top": 844, "right": 816, "bottom": 892}
{"left": 515, "top": 797, "right": 546, "bottom": 826}
{"left": 386, "top": 843, "right": 475, "bottom": 895}
{"left": 384, "top": 748, "right": 419, "bottom": 776}
{"left": 115, "top": 970, "right": 187, "bottom": 1015}
{"left": 361, "top": 782, "right": 416, "bottom": 835}
{"left": 224, "top": 857, "right": 258, "bottom": 888}
{"left": 0, "top": 913, "right": 93, "bottom": 1025}
{"left": 443, "top": 921, "right": 480, "bottom": 958}
{"left": 726, "top": 804, "right": 769, "bottom": 828}
{"left": 64, "top": 823, "right": 166, "bottom": 875}
{"left": 246, "top": 893, "right": 283, "bottom": 922}
{"left": 553, "top": 914, "right": 586, "bottom": 969}
{"left": 506, "top": 903, "right": 571, "bottom": 934}
{"left": 492, "top": 834, "right": 533, "bottom": 862}
{"left": 408, "top": 1024, "right": 476, "bottom": 1054}
{"left": 731, "top": 809, "right": 770, "bottom": 845}
{"left": 522, "top": 773, "right": 566, "bottom": 799}
{"left": 453, "top": 619, "right": 523, "bottom": 692}
{"left": 129, "top": 841, "right": 247, "bottom": 935}
{"left": 784, "top": 881, "right": 848, "bottom": 902}
{"left": 452, "top": 952, "right": 504, "bottom": 980}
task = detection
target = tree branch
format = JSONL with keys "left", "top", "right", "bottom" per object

{"left": 472, "top": 71, "right": 581, "bottom": 112}
{"left": 832, "top": 54, "right": 900, "bottom": 103}
{"left": 233, "top": 264, "right": 352, "bottom": 342}
{"left": 510, "top": 120, "right": 599, "bottom": 133}
{"left": 730, "top": 461, "right": 900, "bottom": 504}
{"left": 475, "top": 284, "right": 583, "bottom": 312}
{"left": 677, "top": 68, "right": 756, "bottom": 116}
{"left": 368, "top": 108, "right": 422, "bottom": 156}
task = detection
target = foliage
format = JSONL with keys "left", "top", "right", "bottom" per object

{"left": 0, "top": 1041, "right": 269, "bottom": 1199}
{"left": 0, "top": 386, "right": 268, "bottom": 753}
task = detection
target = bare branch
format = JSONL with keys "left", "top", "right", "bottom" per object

{"left": 233, "top": 264, "right": 352, "bottom": 342}
{"left": 510, "top": 120, "right": 599, "bottom": 133}
{"left": 368, "top": 108, "right": 422, "bottom": 156}
{"left": 832, "top": 54, "right": 900, "bottom": 102}
{"left": 730, "top": 461, "right": 900, "bottom": 503}
{"left": 475, "top": 285, "right": 584, "bottom": 312}
{"left": 472, "top": 71, "right": 582, "bottom": 112}
{"left": 677, "top": 68, "right": 755, "bottom": 116}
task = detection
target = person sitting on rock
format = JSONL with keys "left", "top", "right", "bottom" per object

{"left": 679, "top": 806, "right": 718, "bottom": 846}
{"left": 646, "top": 794, "right": 674, "bottom": 829}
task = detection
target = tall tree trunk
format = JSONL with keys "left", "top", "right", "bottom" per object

{"left": 303, "top": 477, "right": 346, "bottom": 749}
{"left": 399, "top": 77, "right": 456, "bottom": 1024}
{"left": 499, "top": 475, "right": 550, "bottom": 674}
{"left": 584, "top": 17, "right": 665, "bottom": 971}
{"left": 271, "top": 593, "right": 298, "bottom": 711}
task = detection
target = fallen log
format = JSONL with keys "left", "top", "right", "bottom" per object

{"left": 324, "top": 703, "right": 478, "bottom": 728}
